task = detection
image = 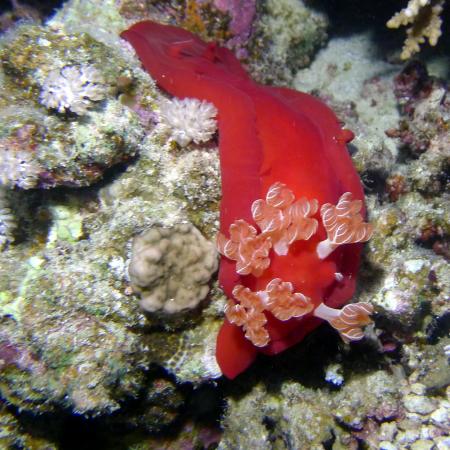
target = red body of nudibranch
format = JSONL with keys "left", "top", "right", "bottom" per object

{"left": 121, "top": 21, "right": 373, "bottom": 379}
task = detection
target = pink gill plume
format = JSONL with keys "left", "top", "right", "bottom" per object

{"left": 218, "top": 183, "right": 375, "bottom": 347}
{"left": 317, "top": 192, "right": 373, "bottom": 259}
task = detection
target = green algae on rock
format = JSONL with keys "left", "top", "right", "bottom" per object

{"left": 247, "top": 0, "right": 328, "bottom": 84}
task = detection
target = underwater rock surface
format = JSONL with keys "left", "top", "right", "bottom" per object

{"left": 0, "top": 0, "right": 448, "bottom": 448}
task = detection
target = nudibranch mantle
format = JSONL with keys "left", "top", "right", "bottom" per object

{"left": 121, "top": 21, "right": 374, "bottom": 379}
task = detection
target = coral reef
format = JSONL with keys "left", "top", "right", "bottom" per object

{"left": 294, "top": 32, "right": 401, "bottom": 175}
{"left": 0, "top": 80, "right": 222, "bottom": 421}
{"left": 0, "top": 0, "right": 223, "bottom": 420}
{"left": 213, "top": 0, "right": 256, "bottom": 50}
{"left": 0, "top": 0, "right": 447, "bottom": 447}
{"left": 170, "top": 148, "right": 222, "bottom": 236}
{"left": 0, "top": 400, "right": 58, "bottom": 449}
{"left": 162, "top": 308, "right": 224, "bottom": 382}
{"left": 366, "top": 192, "right": 449, "bottom": 325}
{"left": 118, "top": 0, "right": 232, "bottom": 45}
{"left": 386, "top": 61, "right": 449, "bottom": 196}
{"left": 0, "top": 128, "right": 42, "bottom": 189}
{"left": 220, "top": 370, "right": 404, "bottom": 448}
{"left": 387, "top": 0, "right": 445, "bottom": 59}
{"left": 220, "top": 345, "right": 450, "bottom": 449}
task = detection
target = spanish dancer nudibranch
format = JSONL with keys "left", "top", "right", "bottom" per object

{"left": 121, "top": 21, "right": 374, "bottom": 379}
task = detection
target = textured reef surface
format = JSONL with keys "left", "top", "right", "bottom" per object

{"left": 0, "top": 0, "right": 448, "bottom": 449}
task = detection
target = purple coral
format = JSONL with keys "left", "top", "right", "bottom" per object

{"left": 0, "top": 333, "right": 45, "bottom": 375}
{"left": 214, "top": 0, "right": 256, "bottom": 49}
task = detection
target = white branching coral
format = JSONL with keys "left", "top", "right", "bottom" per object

{"left": 128, "top": 223, "right": 218, "bottom": 313}
{"left": 0, "top": 147, "right": 41, "bottom": 189}
{"left": 0, "top": 188, "right": 15, "bottom": 249}
{"left": 40, "top": 65, "right": 108, "bottom": 115}
{"left": 159, "top": 97, "right": 218, "bottom": 147}
{"left": 387, "top": 0, "right": 445, "bottom": 59}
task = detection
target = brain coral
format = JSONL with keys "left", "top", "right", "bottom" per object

{"left": 129, "top": 223, "right": 218, "bottom": 313}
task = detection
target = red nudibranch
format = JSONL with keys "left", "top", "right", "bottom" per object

{"left": 121, "top": 21, "right": 374, "bottom": 379}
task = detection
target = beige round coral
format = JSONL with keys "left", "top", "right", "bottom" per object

{"left": 129, "top": 223, "right": 218, "bottom": 314}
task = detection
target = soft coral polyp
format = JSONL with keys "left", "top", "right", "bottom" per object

{"left": 121, "top": 21, "right": 372, "bottom": 379}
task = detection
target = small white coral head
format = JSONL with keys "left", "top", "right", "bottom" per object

{"left": 159, "top": 97, "right": 218, "bottom": 147}
{"left": 0, "top": 148, "right": 41, "bottom": 189}
{"left": 40, "top": 65, "right": 107, "bottom": 115}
